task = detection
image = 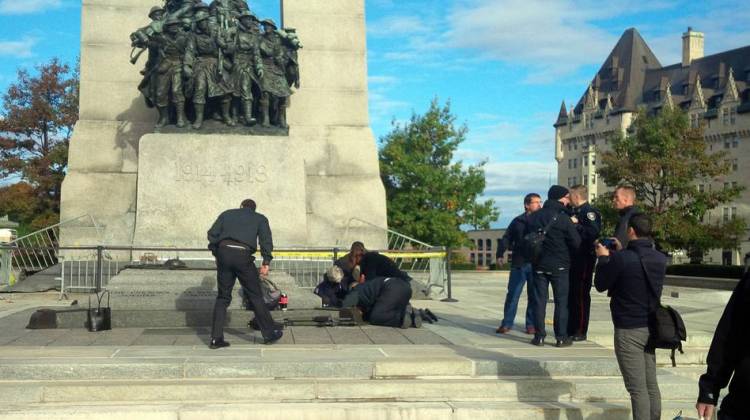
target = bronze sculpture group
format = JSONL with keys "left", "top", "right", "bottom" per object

{"left": 130, "top": 0, "right": 301, "bottom": 131}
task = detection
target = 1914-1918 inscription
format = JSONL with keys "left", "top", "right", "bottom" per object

{"left": 174, "top": 159, "right": 268, "bottom": 186}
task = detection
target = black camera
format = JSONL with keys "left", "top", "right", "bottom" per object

{"left": 599, "top": 238, "right": 617, "bottom": 250}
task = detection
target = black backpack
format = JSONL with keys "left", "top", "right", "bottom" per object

{"left": 521, "top": 213, "right": 559, "bottom": 265}
{"left": 640, "top": 258, "right": 687, "bottom": 367}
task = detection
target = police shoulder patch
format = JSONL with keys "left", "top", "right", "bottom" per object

{"left": 587, "top": 212, "right": 597, "bottom": 221}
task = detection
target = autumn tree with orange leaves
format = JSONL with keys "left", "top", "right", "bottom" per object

{"left": 0, "top": 59, "right": 79, "bottom": 232}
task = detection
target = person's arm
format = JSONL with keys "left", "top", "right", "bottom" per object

{"left": 594, "top": 245, "right": 620, "bottom": 292}
{"left": 207, "top": 213, "right": 224, "bottom": 252}
{"left": 564, "top": 217, "right": 582, "bottom": 251}
{"left": 697, "top": 276, "right": 745, "bottom": 410}
{"left": 258, "top": 216, "right": 274, "bottom": 266}
{"left": 496, "top": 220, "right": 514, "bottom": 260}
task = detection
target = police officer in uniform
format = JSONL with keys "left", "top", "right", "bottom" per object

{"left": 567, "top": 184, "right": 601, "bottom": 341}
{"left": 207, "top": 199, "right": 283, "bottom": 348}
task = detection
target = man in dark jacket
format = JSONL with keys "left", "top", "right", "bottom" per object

{"left": 595, "top": 213, "right": 666, "bottom": 420}
{"left": 612, "top": 185, "right": 641, "bottom": 250}
{"left": 567, "top": 185, "right": 601, "bottom": 341}
{"left": 206, "top": 199, "right": 283, "bottom": 348}
{"left": 341, "top": 276, "right": 416, "bottom": 328}
{"left": 496, "top": 193, "right": 542, "bottom": 335}
{"left": 356, "top": 251, "right": 411, "bottom": 283}
{"left": 696, "top": 270, "right": 750, "bottom": 420}
{"left": 528, "top": 185, "right": 581, "bottom": 347}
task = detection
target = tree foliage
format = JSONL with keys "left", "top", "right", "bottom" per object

{"left": 379, "top": 99, "right": 499, "bottom": 247}
{"left": 0, "top": 58, "right": 78, "bottom": 230}
{"left": 597, "top": 107, "right": 746, "bottom": 260}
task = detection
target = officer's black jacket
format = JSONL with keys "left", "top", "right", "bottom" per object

{"left": 594, "top": 238, "right": 665, "bottom": 329}
{"left": 497, "top": 213, "right": 532, "bottom": 268}
{"left": 697, "top": 271, "right": 750, "bottom": 417}
{"left": 614, "top": 205, "right": 641, "bottom": 249}
{"left": 359, "top": 252, "right": 410, "bottom": 282}
{"left": 528, "top": 200, "right": 581, "bottom": 272}
{"left": 572, "top": 202, "right": 602, "bottom": 255}
{"left": 207, "top": 208, "right": 273, "bottom": 264}
{"left": 341, "top": 276, "right": 411, "bottom": 311}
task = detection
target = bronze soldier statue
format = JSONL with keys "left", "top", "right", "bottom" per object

{"left": 151, "top": 15, "right": 191, "bottom": 128}
{"left": 131, "top": 6, "right": 166, "bottom": 109}
{"left": 258, "top": 19, "right": 292, "bottom": 128}
{"left": 185, "top": 11, "right": 234, "bottom": 129}
{"left": 228, "top": 11, "right": 263, "bottom": 126}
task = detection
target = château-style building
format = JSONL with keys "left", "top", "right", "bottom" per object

{"left": 554, "top": 28, "right": 750, "bottom": 265}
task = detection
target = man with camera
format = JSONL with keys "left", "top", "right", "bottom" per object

{"left": 595, "top": 213, "right": 666, "bottom": 420}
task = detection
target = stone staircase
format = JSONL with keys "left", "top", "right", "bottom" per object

{"left": 0, "top": 343, "right": 700, "bottom": 419}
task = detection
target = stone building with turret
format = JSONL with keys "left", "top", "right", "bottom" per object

{"left": 554, "top": 28, "right": 750, "bottom": 265}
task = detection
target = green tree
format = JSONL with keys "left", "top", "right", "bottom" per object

{"left": 597, "top": 107, "right": 745, "bottom": 262}
{"left": 379, "top": 99, "right": 499, "bottom": 247}
{"left": 0, "top": 58, "right": 79, "bottom": 231}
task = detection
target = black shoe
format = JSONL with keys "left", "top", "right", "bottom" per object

{"left": 571, "top": 335, "right": 587, "bottom": 342}
{"left": 530, "top": 336, "right": 545, "bottom": 347}
{"left": 209, "top": 338, "right": 230, "bottom": 349}
{"left": 556, "top": 338, "right": 573, "bottom": 348}
{"left": 418, "top": 309, "right": 433, "bottom": 324}
{"left": 263, "top": 330, "right": 283, "bottom": 345}
{"left": 424, "top": 309, "right": 438, "bottom": 323}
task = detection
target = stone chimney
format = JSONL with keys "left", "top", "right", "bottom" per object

{"left": 682, "top": 27, "right": 704, "bottom": 67}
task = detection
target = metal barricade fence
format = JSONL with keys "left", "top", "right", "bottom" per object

{"left": 1, "top": 245, "right": 450, "bottom": 300}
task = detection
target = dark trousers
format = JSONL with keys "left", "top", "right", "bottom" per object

{"left": 367, "top": 277, "right": 412, "bottom": 327}
{"left": 568, "top": 255, "right": 595, "bottom": 337}
{"left": 532, "top": 269, "right": 569, "bottom": 340}
{"left": 211, "top": 246, "right": 275, "bottom": 339}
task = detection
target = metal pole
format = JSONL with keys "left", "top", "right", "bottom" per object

{"left": 441, "top": 247, "right": 458, "bottom": 302}
{"left": 96, "top": 246, "right": 103, "bottom": 292}
{"left": 333, "top": 247, "right": 339, "bottom": 263}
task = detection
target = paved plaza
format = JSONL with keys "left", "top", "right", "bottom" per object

{"left": 0, "top": 270, "right": 727, "bottom": 419}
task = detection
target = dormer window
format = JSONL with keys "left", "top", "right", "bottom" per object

{"left": 722, "top": 106, "right": 737, "bottom": 125}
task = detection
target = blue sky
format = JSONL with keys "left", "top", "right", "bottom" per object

{"left": 1, "top": 0, "right": 750, "bottom": 227}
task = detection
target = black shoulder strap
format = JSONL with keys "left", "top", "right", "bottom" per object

{"left": 541, "top": 213, "right": 560, "bottom": 235}
{"left": 638, "top": 255, "right": 662, "bottom": 308}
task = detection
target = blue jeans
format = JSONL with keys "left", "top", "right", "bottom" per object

{"left": 500, "top": 264, "right": 535, "bottom": 329}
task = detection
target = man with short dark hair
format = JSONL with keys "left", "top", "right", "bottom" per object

{"left": 612, "top": 185, "right": 640, "bottom": 250}
{"left": 496, "top": 193, "right": 542, "bottom": 335}
{"left": 528, "top": 185, "right": 581, "bottom": 347}
{"left": 567, "top": 185, "right": 601, "bottom": 341}
{"left": 207, "top": 199, "right": 282, "bottom": 348}
{"left": 595, "top": 213, "right": 666, "bottom": 420}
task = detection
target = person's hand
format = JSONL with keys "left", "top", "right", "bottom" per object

{"left": 570, "top": 215, "right": 579, "bottom": 224}
{"left": 696, "top": 402, "right": 715, "bottom": 420}
{"left": 260, "top": 264, "right": 270, "bottom": 276}
{"left": 595, "top": 242, "right": 610, "bottom": 257}
{"left": 611, "top": 237, "right": 623, "bottom": 251}
{"left": 359, "top": 273, "right": 365, "bottom": 284}
{"left": 496, "top": 257, "right": 504, "bottom": 267}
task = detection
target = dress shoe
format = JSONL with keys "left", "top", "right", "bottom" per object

{"left": 209, "top": 338, "right": 230, "bottom": 349}
{"left": 263, "top": 330, "right": 284, "bottom": 344}
{"left": 424, "top": 309, "right": 439, "bottom": 323}
{"left": 418, "top": 309, "right": 434, "bottom": 324}
{"left": 496, "top": 326, "right": 511, "bottom": 334}
{"left": 556, "top": 338, "right": 573, "bottom": 348}
{"left": 525, "top": 327, "right": 537, "bottom": 335}
{"left": 571, "top": 335, "right": 587, "bottom": 342}
{"left": 530, "top": 336, "right": 545, "bottom": 346}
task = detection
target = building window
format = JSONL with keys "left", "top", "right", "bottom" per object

{"left": 584, "top": 174, "right": 588, "bottom": 185}
{"left": 568, "top": 159, "right": 572, "bottom": 169}
{"left": 724, "top": 182, "right": 730, "bottom": 190}
{"left": 568, "top": 143, "right": 572, "bottom": 151}
{"left": 592, "top": 175, "right": 596, "bottom": 185}
{"left": 733, "top": 159, "right": 738, "bottom": 172}
{"left": 724, "top": 107, "right": 737, "bottom": 125}
{"left": 584, "top": 156, "right": 588, "bottom": 166}
{"left": 732, "top": 181, "right": 738, "bottom": 189}
{"left": 699, "top": 184, "right": 705, "bottom": 192}
{"left": 723, "top": 207, "right": 730, "bottom": 222}
{"left": 572, "top": 176, "right": 577, "bottom": 185}
{"left": 477, "top": 240, "right": 483, "bottom": 251}
{"left": 732, "top": 138, "right": 739, "bottom": 148}
{"left": 732, "top": 207, "right": 738, "bottom": 220}
{"left": 485, "top": 239, "right": 492, "bottom": 250}
{"left": 573, "top": 159, "right": 578, "bottom": 169}
{"left": 470, "top": 253, "right": 475, "bottom": 264}
{"left": 478, "top": 254, "right": 484, "bottom": 266}
{"left": 724, "top": 139, "right": 731, "bottom": 149}
{"left": 486, "top": 253, "right": 492, "bottom": 263}
{"left": 690, "top": 113, "right": 700, "bottom": 128}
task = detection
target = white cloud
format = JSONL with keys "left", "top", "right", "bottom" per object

{"left": 0, "top": 37, "right": 36, "bottom": 58}
{"left": 481, "top": 160, "right": 558, "bottom": 224}
{"left": 369, "top": 15, "right": 431, "bottom": 37}
{"left": 0, "top": 0, "right": 61, "bottom": 15}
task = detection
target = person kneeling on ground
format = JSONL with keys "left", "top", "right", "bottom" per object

{"left": 341, "top": 276, "right": 420, "bottom": 328}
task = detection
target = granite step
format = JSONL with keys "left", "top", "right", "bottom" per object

{"left": 0, "top": 400, "right": 699, "bottom": 420}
